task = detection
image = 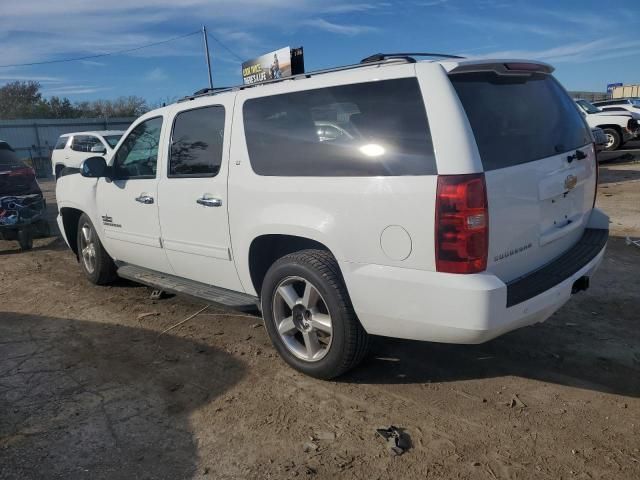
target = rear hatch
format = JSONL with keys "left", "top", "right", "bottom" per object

{"left": 0, "top": 145, "right": 40, "bottom": 196}
{"left": 449, "top": 66, "right": 597, "bottom": 283}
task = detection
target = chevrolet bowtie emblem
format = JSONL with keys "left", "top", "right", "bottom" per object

{"left": 564, "top": 174, "right": 578, "bottom": 191}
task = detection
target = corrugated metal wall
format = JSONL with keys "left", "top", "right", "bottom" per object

{"left": 0, "top": 117, "right": 135, "bottom": 177}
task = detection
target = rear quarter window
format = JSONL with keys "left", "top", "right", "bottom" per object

{"left": 54, "top": 136, "right": 69, "bottom": 150}
{"left": 243, "top": 78, "right": 436, "bottom": 176}
{"left": 451, "top": 72, "right": 591, "bottom": 171}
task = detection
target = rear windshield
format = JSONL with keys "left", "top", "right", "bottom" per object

{"left": 243, "top": 78, "right": 436, "bottom": 176}
{"left": 450, "top": 72, "right": 591, "bottom": 171}
{"left": 104, "top": 135, "right": 122, "bottom": 148}
{"left": 0, "top": 149, "right": 22, "bottom": 168}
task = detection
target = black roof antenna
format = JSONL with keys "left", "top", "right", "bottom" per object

{"left": 361, "top": 52, "right": 465, "bottom": 63}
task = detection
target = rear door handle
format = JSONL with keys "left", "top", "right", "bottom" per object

{"left": 196, "top": 195, "right": 222, "bottom": 207}
{"left": 135, "top": 194, "right": 154, "bottom": 204}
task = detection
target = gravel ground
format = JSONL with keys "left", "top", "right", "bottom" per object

{"left": 1, "top": 153, "right": 639, "bottom": 480}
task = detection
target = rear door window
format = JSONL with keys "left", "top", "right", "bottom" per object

{"left": 71, "top": 135, "right": 103, "bottom": 153}
{"left": 450, "top": 72, "right": 591, "bottom": 171}
{"left": 169, "top": 106, "right": 225, "bottom": 177}
{"left": 243, "top": 78, "right": 435, "bottom": 176}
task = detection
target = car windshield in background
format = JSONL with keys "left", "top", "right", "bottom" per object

{"left": 450, "top": 72, "right": 591, "bottom": 171}
{"left": 576, "top": 99, "right": 601, "bottom": 114}
{"left": 104, "top": 135, "right": 122, "bottom": 148}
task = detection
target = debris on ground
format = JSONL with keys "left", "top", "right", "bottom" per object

{"left": 312, "top": 431, "right": 336, "bottom": 442}
{"left": 303, "top": 441, "right": 319, "bottom": 453}
{"left": 376, "top": 426, "right": 411, "bottom": 456}
{"left": 626, "top": 237, "right": 640, "bottom": 248}
{"left": 510, "top": 394, "right": 527, "bottom": 409}
{"left": 137, "top": 312, "right": 160, "bottom": 321}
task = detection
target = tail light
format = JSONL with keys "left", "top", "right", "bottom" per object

{"left": 435, "top": 174, "right": 488, "bottom": 274}
{"left": 9, "top": 167, "right": 35, "bottom": 178}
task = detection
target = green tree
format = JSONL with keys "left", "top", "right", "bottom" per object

{"left": 0, "top": 81, "right": 43, "bottom": 119}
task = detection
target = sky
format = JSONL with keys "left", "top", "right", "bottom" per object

{"left": 1, "top": 0, "right": 639, "bottom": 104}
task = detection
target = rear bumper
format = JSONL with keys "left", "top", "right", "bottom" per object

{"left": 343, "top": 212, "right": 609, "bottom": 344}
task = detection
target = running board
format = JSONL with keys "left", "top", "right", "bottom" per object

{"left": 117, "top": 264, "right": 259, "bottom": 310}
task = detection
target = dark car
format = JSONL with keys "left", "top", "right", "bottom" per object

{"left": 0, "top": 141, "right": 41, "bottom": 196}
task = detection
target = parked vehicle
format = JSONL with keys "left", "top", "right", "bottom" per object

{"left": 574, "top": 99, "right": 639, "bottom": 150}
{"left": 1, "top": 141, "right": 41, "bottom": 196}
{"left": 597, "top": 106, "right": 640, "bottom": 120}
{"left": 593, "top": 98, "right": 640, "bottom": 114}
{"left": 51, "top": 130, "right": 124, "bottom": 178}
{"left": 55, "top": 55, "right": 609, "bottom": 378}
{"left": 0, "top": 140, "right": 48, "bottom": 250}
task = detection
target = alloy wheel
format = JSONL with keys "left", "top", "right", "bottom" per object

{"left": 272, "top": 276, "right": 333, "bottom": 362}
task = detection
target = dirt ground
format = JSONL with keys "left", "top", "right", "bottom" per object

{"left": 1, "top": 151, "right": 639, "bottom": 480}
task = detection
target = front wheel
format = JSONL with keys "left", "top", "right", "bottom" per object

{"left": 261, "top": 249, "right": 369, "bottom": 379}
{"left": 76, "top": 213, "right": 117, "bottom": 285}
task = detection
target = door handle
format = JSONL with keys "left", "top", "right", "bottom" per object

{"left": 567, "top": 150, "right": 587, "bottom": 163}
{"left": 135, "top": 194, "right": 154, "bottom": 204}
{"left": 196, "top": 196, "right": 222, "bottom": 207}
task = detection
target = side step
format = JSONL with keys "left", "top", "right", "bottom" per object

{"left": 117, "top": 264, "right": 259, "bottom": 310}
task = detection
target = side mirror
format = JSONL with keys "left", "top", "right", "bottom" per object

{"left": 90, "top": 144, "right": 107, "bottom": 154}
{"left": 81, "top": 156, "right": 109, "bottom": 178}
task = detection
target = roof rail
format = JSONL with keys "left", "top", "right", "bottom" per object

{"left": 178, "top": 57, "right": 412, "bottom": 103}
{"left": 360, "top": 52, "right": 465, "bottom": 63}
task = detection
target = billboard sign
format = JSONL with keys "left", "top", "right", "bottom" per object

{"left": 242, "top": 46, "right": 305, "bottom": 85}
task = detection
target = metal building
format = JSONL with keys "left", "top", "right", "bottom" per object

{"left": 612, "top": 85, "right": 640, "bottom": 99}
{"left": 0, "top": 117, "right": 135, "bottom": 177}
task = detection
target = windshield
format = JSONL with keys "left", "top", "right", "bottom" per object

{"left": 576, "top": 99, "right": 601, "bottom": 114}
{"left": 104, "top": 135, "right": 122, "bottom": 148}
{"left": 630, "top": 98, "right": 640, "bottom": 106}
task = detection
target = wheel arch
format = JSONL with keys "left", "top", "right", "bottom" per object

{"left": 60, "top": 207, "right": 84, "bottom": 257}
{"left": 248, "top": 234, "right": 339, "bottom": 296}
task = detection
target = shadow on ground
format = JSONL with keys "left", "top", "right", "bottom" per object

{"left": 0, "top": 313, "right": 246, "bottom": 480}
{"left": 343, "top": 237, "right": 640, "bottom": 398}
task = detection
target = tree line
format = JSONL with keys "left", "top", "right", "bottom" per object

{"left": 0, "top": 81, "right": 149, "bottom": 119}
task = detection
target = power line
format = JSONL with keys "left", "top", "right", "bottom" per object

{"left": 0, "top": 30, "right": 201, "bottom": 68}
{"left": 206, "top": 31, "right": 244, "bottom": 62}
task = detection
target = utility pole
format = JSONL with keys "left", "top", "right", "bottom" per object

{"left": 202, "top": 25, "right": 213, "bottom": 90}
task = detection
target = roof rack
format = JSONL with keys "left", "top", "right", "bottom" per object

{"left": 178, "top": 53, "right": 460, "bottom": 103}
{"left": 361, "top": 52, "right": 465, "bottom": 63}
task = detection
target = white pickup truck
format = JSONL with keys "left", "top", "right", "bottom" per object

{"left": 574, "top": 99, "right": 639, "bottom": 150}
{"left": 56, "top": 55, "right": 609, "bottom": 378}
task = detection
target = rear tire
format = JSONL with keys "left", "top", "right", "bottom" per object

{"left": 76, "top": 213, "right": 117, "bottom": 285}
{"left": 603, "top": 128, "right": 621, "bottom": 151}
{"left": 261, "top": 249, "right": 369, "bottom": 379}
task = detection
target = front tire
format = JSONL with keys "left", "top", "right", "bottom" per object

{"left": 603, "top": 128, "right": 621, "bottom": 151}
{"left": 261, "top": 249, "right": 369, "bottom": 379}
{"left": 76, "top": 213, "right": 117, "bottom": 285}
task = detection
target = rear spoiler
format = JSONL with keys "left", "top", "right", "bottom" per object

{"left": 445, "top": 59, "right": 554, "bottom": 75}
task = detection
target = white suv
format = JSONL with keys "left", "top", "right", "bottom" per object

{"left": 55, "top": 55, "right": 609, "bottom": 378}
{"left": 51, "top": 130, "right": 124, "bottom": 178}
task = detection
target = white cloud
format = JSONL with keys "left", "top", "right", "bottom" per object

{"left": 468, "top": 38, "right": 640, "bottom": 65}
{"left": 145, "top": 68, "right": 168, "bottom": 82}
{"left": 303, "top": 18, "right": 377, "bottom": 36}
{"left": 41, "top": 85, "right": 112, "bottom": 96}
{"left": 0, "top": 1, "right": 385, "bottom": 66}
